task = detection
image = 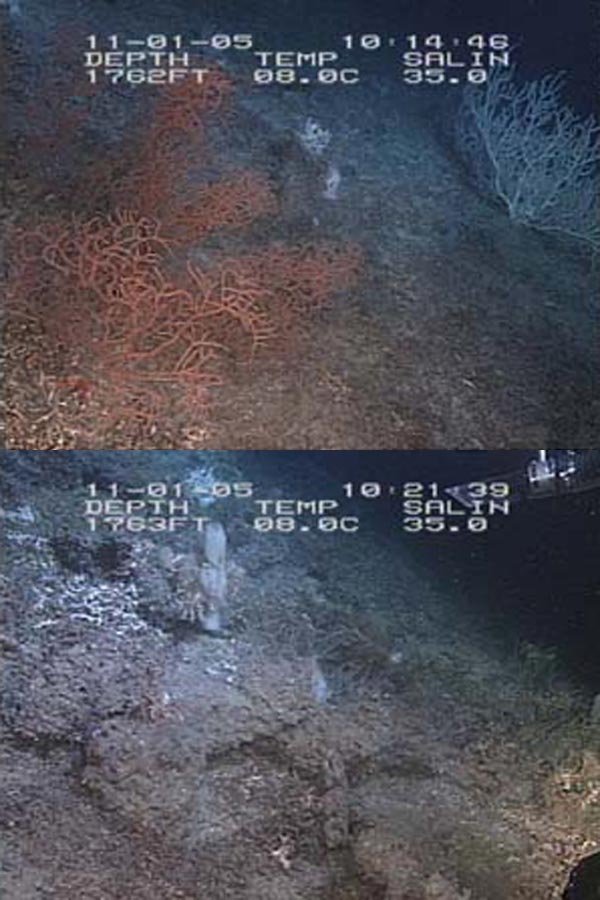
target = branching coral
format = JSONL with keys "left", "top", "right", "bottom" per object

{"left": 90, "top": 71, "right": 235, "bottom": 218}
{"left": 460, "top": 65, "right": 600, "bottom": 248}
{"left": 150, "top": 67, "right": 235, "bottom": 136}
{"left": 217, "top": 242, "right": 363, "bottom": 337}
{"left": 164, "top": 171, "right": 278, "bottom": 241}
{"left": 5, "top": 64, "right": 363, "bottom": 446}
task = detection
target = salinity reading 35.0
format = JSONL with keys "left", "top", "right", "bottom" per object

{"left": 342, "top": 480, "right": 512, "bottom": 532}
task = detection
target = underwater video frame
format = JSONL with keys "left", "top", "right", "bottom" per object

{"left": 1, "top": 0, "right": 599, "bottom": 449}
{"left": 1, "top": 448, "right": 600, "bottom": 898}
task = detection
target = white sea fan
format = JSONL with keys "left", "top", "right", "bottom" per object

{"left": 298, "top": 117, "right": 331, "bottom": 158}
{"left": 184, "top": 465, "right": 218, "bottom": 506}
